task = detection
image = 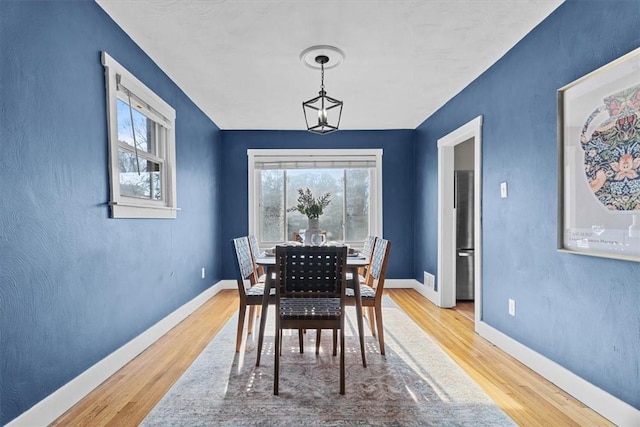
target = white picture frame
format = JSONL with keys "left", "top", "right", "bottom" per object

{"left": 558, "top": 47, "right": 640, "bottom": 261}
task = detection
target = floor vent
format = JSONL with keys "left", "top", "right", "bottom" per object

{"left": 423, "top": 271, "right": 435, "bottom": 289}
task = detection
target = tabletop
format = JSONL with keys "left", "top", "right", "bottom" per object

{"left": 255, "top": 255, "right": 368, "bottom": 267}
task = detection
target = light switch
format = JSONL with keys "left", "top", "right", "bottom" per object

{"left": 500, "top": 182, "right": 508, "bottom": 198}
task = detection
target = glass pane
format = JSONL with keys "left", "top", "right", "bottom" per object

{"left": 286, "top": 169, "right": 344, "bottom": 242}
{"left": 117, "top": 98, "right": 153, "bottom": 153}
{"left": 119, "top": 150, "right": 162, "bottom": 200}
{"left": 260, "top": 170, "right": 285, "bottom": 242}
{"left": 345, "top": 169, "right": 370, "bottom": 241}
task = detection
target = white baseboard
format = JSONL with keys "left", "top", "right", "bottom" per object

{"left": 412, "top": 279, "right": 440, "bottom": 305}
{"left": 476, "top": 321, "right": 640, "bottom": 427}
{"left": 13, "top": 279, "right": 634, "bottom": 426}
{"left": 7, "top": 281, "right": 229, "bottom": 427}
{"left": 216, "top": 279, "right": 237, "bottom": 290}
{"left": 409, "top": 282, "right": 638, "bottom": 425}
{"left": 384, "top": 279, "right": 418, "bottom": 289}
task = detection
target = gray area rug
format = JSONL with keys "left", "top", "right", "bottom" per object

{"left": 141, "top": 297, "right": 515, "bottom": 426}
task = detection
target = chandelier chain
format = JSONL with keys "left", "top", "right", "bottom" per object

{"left": 320, "top": 63, "right": 325, "bottom": 91}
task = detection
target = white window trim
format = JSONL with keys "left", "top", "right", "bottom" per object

{"left": 102, "top": 52, "right": 178, "bottom": 219}
{"left": 247, "top": 149, "right": 383, "bottom": 249}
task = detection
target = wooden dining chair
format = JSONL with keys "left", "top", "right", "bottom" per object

{"left": 247, "top": 234, "right": 265, "bottom": 282}
{"left": 273, "top": 245, "right": 348, "bottom": 395}
{"left": 358, "top": 235, "right": 378, "bottom": 281}
{"left": 231, "top": 236, "right": 268, "bottom": 352}
{"left": 234, "top": 237, "right": 304, "bottom": 362}
{"left": 348, "top": 238, "right": 391, "bottom": 355}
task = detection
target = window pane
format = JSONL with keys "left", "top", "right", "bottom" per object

{"left": 258, "top": 166, "right": 372, "bottom": 245}
{"left": 286, "top": 169, "right": 344, "bottom": 242}
{"left": 260, "top": 170, "right": 285, "bottom": 242}
{"left": 345, "top": 169, "right": 370, "bottom": 241}
{"left": 117, "top": 98, "right": 153, "bottom": 153}
{"left": 119, "top": 150, "right": 162, "bottom": 200}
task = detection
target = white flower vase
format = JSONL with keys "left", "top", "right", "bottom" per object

{"left": 305, "top": 218, "right": 323, "bottom": 246}
{"left": 308, "top": 218, "right": 319, "bottom": 230}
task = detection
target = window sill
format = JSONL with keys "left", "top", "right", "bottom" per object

{"left": 110, "top": 202, "right": 179, "bottom": 219}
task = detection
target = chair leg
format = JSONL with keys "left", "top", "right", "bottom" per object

{"left": 339, "top": 327, "right": 345, "bottom": 395}
{"left": 352, "top": 280, "right": 367, "bottom": 368}
{"left": 247, "top": 306, "right": 256, "bottom": 335}
{"left": 236, "top": 304, "right": 246, "bottom": 352}
{"left": 274, "top": 318, "right": 280, "bottom": 395}
{"left": 256, "top": 300, "right": 269, "bottom": 367}
{"left": 299, "top": 329, "right": 304, "bottom": 353}
{"left": 367, "top": 307, "right": 376, "bottom": 337}
{"left": 332, "top": 329, "right": 337, "bottom": 356}
{"left": 315, "top": 329, "right": 321, "bottom": 355}
{"left": 375, "top": 304, "right": 385, "bottom": 355}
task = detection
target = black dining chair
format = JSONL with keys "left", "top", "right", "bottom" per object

{"left": 273, "top": 245, "right": 348, "bottom": 395}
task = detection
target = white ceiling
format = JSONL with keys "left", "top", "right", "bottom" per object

{"left": 96, "top": 0, "right": 563, "bottom": 130}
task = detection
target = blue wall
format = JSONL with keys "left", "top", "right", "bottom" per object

{"left": 415, "top": 0, "right": 640, "bottom": 409}
{"left": 0, "top": 1, "right": 222, "bottom": 424}
{"left": 220, "top": 130, "right": 415, "bottom": 280}
{"left": 2, "top": 0, "right": 637, "bottom": 424}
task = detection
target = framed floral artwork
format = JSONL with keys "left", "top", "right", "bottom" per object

{"left": 558, "top": 47, "right": 640, "bottom": 261}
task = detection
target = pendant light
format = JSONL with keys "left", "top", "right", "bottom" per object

{"left": 301, "top": 46, "right": 344, "bottom": 135}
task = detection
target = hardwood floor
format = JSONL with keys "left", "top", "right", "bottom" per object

{"left": 454, "top": 300, "right": 475, "bottom": 321}
{"left": 52, "top": 289, "right": 613, "bottom": 426}
{"left": 390, "top": 289, "right": 612, "bottom": 427}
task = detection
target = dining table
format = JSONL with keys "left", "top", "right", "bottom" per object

{"left": 254, "top": 250, "right": 369, "bottom": 368}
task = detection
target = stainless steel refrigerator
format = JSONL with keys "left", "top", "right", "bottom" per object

{"left": 455, "top": 171, "right": 474, "bottom": 300}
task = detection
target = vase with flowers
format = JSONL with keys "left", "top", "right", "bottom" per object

{"left": 287, "top": 188, "right": 331, "bottom": 245}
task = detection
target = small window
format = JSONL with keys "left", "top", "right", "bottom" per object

{"left": 102, "top": 52, "right": 177, "bottom": 218}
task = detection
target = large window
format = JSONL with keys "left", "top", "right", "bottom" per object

{"left": 102, "top": 52, "right": 177, "bottom": 218}
{"left": 248, "top": 149, "right": 382, "bottom": 249}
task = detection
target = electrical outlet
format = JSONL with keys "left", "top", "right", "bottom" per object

{"left": 508, "top": 298, "right": 516, "bottom": 316}
{"left": 201, "top": 267, "right": 206, "bottom": 279}
{"left": 500, "top": 182, "right": 508, "bottom": 198}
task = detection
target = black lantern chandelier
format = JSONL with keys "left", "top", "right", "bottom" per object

{"left": 301, "top": 48, "right": 344, "bottom": 135}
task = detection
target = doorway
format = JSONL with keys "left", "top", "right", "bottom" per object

{"left": 436, "top": 116, "right": 482, "bottom": 326}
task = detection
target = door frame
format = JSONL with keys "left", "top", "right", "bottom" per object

{"left": 437, "top": 116, "right": 483, "bottom": 324}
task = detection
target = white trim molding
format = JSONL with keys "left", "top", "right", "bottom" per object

{"left": 416, "top": 284, "right": 638, "bottom": 426}
{"left": 383, "top": 279, "right": 419, "bottom": 289}
{"left": 476, "top": 320, "right": 640, "bottom": 427}
{"left": 247, "top": 148, "right": 383, "bottom": 247}
{"left": 6, "top": 281, "right": 229, "bottom": 427}
{"left": 10, "top": 278, "right": 636, "bottom": 427}
{"left": 414, "top": 280, "right": 440, "bottom": 303}
{"left": 102, "top": 52, "right": 178, "bottom": 219}
{"left": 437, "top": 116, "right": 483, "bottom": 313}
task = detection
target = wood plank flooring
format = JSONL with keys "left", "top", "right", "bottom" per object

{"left": 52, "top": 289, "right": 613, "bottom": 426}
{"left": 390, "top": 289, "right": 612, "bottom": 427}
{"left": 454, "top": 300, "right": 475, "bottom": 321}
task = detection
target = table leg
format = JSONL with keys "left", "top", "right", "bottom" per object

{"left": 350, "top": 266, "right": 367, "bottom": 367}
{"left": 256, "top": 265, "right": 272, "bottom": 366}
